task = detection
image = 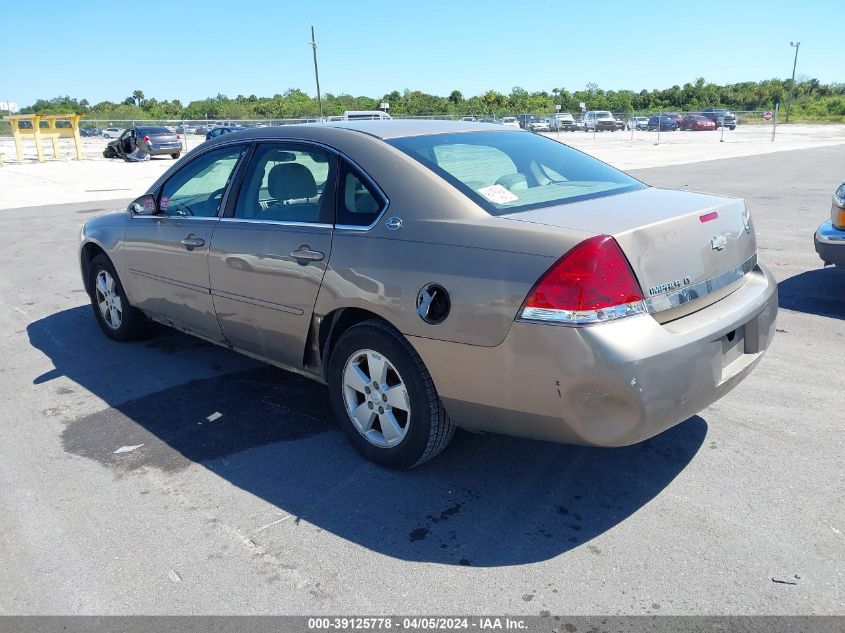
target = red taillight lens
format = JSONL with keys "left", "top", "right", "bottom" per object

{"left": 143, "top": 135, "right": 151, "bottom": 143}
{"left": 176, "top": 134, "right": 181, "bottom": 140}
{"left": 520, "top": 235, "right": 645, "bottom": 324}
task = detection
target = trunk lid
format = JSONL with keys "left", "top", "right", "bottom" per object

{"left": 502, "top": 187, "right": 756, "bottom": 316}
{"left": 150, "top": 132, "right": 179, "bottom": 143}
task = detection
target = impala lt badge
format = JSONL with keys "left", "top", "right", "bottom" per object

{"left": 711, "top": 234, "right": 728, "bottom": 251}
{"left": 648, "top": 276, "right": 692, "bottom": 296}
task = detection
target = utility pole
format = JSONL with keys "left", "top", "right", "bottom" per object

{"left": 310, "top": 26, "right": 323, "bottom": 120}
{"left": 786, "top": 41, "right": 800, "bottom": 124}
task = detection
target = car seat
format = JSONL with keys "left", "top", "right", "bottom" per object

{"left": 265, "top": 163, "right": 321, "bottom": 222}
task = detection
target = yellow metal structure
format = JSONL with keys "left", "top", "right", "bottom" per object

{"left": 2, "top": 113, "right": 85, "bottom": 162}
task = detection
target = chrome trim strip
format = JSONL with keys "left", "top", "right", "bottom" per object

{"left": 126, "top": 268, "right": 209, "bottom": 293}
{"left": 816, "top": 220, "right": 845, "bottom": 243}
{"left": 644, "top": 253, "right": 758, "bottom": 313}
{"left": 210, "top": 288, "right": 303, "bottom": 315}
{"left": 218, "top": 218, "right": 333, "bottom": 229}
{"left": 129, "top": 215, "right": 219, "bottom": 221}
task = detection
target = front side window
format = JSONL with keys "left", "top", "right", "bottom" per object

{"left": 235, "top": 143, "right": 335, "bottom": 224}
{"left": 159, "top": 144, "right": 246, "bottom": 217}
{"left": 388, "top": 131, "right": 644, "bottom": 215}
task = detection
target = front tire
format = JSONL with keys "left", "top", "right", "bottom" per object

{"left": 88, "top": 254, "right": 149, "bottom": 341}
{"left": 327, "top": 320, "right": 454, "bottom": 469}
{"left": 103, "top": 147, "right": 117, "bottom": 158}
{"left": 171, "top": 152, "right": 180, "bottom": 159}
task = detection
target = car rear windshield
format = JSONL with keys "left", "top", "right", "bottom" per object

{"left": 136, "top": 126, "right": 171, "bottom": 135}
{"left": 387, "top": 131, "right": 644, "bottom": 215}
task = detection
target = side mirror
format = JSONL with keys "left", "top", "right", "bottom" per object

{"left": 129, "top": 194, "right": 158, "bottom": 216}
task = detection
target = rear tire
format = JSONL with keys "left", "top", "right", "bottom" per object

{"left": 103, "top": 147, "right": 116, "bottom": 159}
{"left": 327, "top": 320, "right": 454, "bottom": 469}
{"left": 88, "top": 254, "right": 149, "bottom": 341}
{"left": 171, "top": 152, "right": 180, "bottom": 159}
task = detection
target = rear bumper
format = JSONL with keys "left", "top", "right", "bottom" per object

{"left": 410, "top": 263, "right": 777, "bottom": 447}
{"left": 815, "top": 220, "right": 845, "bottom": 267}
{"left": 145, "top": 143, "right": 183, "bottom": 156}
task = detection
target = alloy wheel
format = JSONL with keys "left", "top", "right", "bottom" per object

{"left": 342, "top": 349, "right": 411, "bottom": 448}
{"left": 94, "top": 270, "right": 123, "bottom": 330}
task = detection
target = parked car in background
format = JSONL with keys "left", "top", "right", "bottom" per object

{"left": 814, "top": 181, "right": 845, "bottom": 268}
{"left": 647, "top": 115, "right": 679, "bottom": 131}
{"left": 461, "top": 116, "right": 477, "bottom": 122}
{"left": 206, "top": 125, "right": 247, "bottom": 140}
{"left": 343, "top": 110, "right": 391, "bottom": 121}
{"left": 103, "top": 126, "right": 183, "bottom": 159}
{"left": 500, "top": 116, "right": 520, "bottom": 128}
{"left": 527, "top": 116, "right": 550, "bottom": 132}
{"left": 79, "top": 120, "right": 776, "bottom": 468}
{"left": 582, "top": 111, "right": 624, "bottom": 132}
{"left": 479, "top": 116, "right": 498, "bottom": 124}
{"left": 665, "top": 112, "right": 683, "bottom": 127}
{"left": 102, "top": 127, "right": 123, "bottom": 139}
{"left": 550, "top": 112, "right": 578, "bottom": 131}
{"left": 701, "top": 108, "right": 737, "bottom": 130}
{"left": 680, "top": 114, "right": 716, "bottom": 131}
{"left": 626, "top": 116, "right": 649, "bottom": 131}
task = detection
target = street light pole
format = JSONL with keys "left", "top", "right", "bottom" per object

{"left": 310, "top": 26, "right": 324, "bottom": 120}
{"left": 786, "top": 41, "right": 800, "bottom": 124}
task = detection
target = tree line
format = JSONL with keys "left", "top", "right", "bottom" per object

{"left": 18, "top": 78, "right": 845, "bottom": 121}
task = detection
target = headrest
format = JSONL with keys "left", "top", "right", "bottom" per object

{"left": 268, "top": 163, "right": 317, "bottom": 200}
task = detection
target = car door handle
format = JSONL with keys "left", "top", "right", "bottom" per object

{"left": 289, "top": 247, "right": 325, "bottom": 263}
{"left": 180, "top": 235, "right": 205, "bottom": 249}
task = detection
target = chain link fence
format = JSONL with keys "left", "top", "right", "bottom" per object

{"left": 2, "top": 107, "right": 823, "bottom": 162}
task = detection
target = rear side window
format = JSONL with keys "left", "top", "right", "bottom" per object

{"left": 336, "top": 161, "right": 386, "bottom": 227}
{"left": 388, "top": 131, "right": 644, "bottom": 215}
{"left": 235, "top": 143, "right": 336, "bottom": 224}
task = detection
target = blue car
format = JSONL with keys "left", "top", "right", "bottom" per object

{"left": 647, "top": 116, "right": 678, "bottom": 131}
{"left": 206, "top": 125, "right": 246, "bottom": 141}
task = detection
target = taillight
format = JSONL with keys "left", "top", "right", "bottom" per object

{"left": 143, "top": 135, "right": 151, "bottom": 143}
{"left": 176, "top": 134, "right": 181, "bottom": 140}
{"left": 519, "top": 235, "right": 645, "bottom": 325}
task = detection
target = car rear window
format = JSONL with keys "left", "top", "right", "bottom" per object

{"left": 387, "top": 131, "right": 644, "bottom": 215}
{"left": 137, "top": 127, "right": 171, "bottom": 135}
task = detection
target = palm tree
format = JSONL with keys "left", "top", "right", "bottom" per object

{"left": 132, "top": 90, "right": 145, "bottom": 107}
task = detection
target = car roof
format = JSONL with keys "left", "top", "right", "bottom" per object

{"left": 320, "top": 119, "right": 517, "bottom": 139}
{"left": 205, "top": 119, "right": 523, "bottom": 142}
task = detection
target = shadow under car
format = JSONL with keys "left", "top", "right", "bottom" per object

{"left": 28, "top": 305, "right": 708, "bottom": 567}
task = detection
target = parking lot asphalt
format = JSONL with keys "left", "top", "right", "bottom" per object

{"left": 0, "top": 145, "right": 843, "bottom": 615}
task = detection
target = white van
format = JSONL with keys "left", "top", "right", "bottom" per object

{"left": 343, "top": 110, "right": 392, "bottom": 121}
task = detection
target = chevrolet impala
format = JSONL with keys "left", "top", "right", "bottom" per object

{"left": 79, "top": 121, "right": 777, "bottom": 468}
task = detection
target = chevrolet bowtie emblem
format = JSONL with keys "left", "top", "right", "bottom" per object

{"left": 711, "top": 234, "right": 728, "bottom": 251}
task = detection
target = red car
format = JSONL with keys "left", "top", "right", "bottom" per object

{"left": 665, "top": 112, "right": 683, "bottom": 127}
{"left": 680, "top": 114, "right": 716, "bottom": 131}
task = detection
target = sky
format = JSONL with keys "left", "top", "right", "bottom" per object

{"left": 2, "top": 0, "right": 841, "bottom": 108}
